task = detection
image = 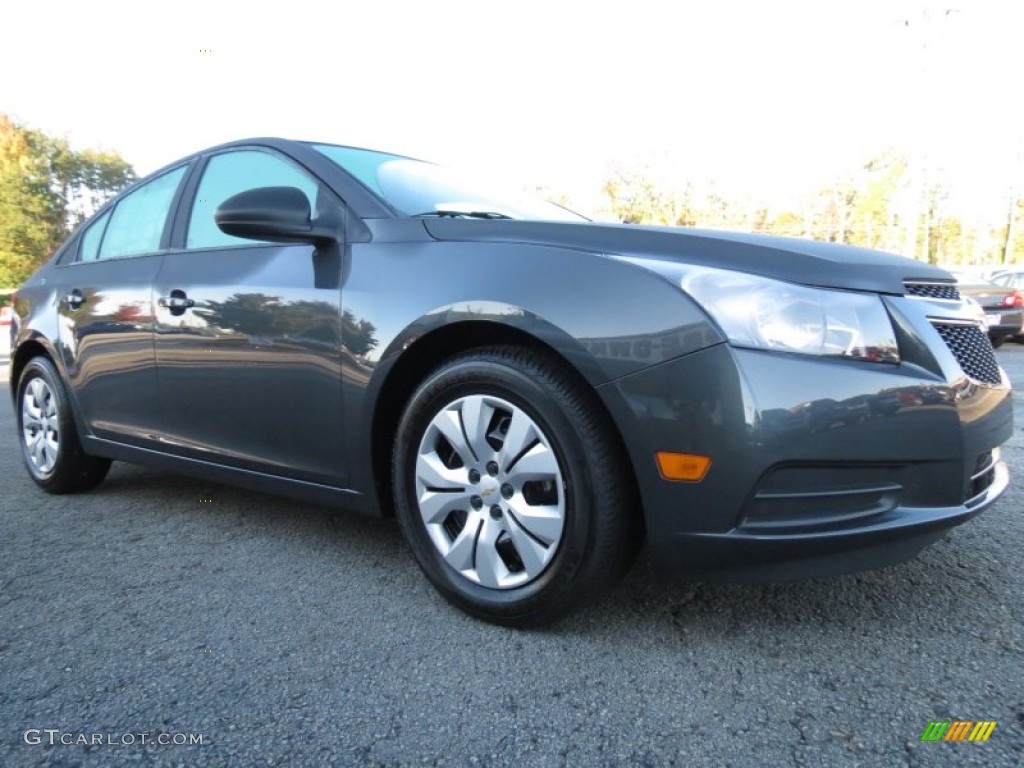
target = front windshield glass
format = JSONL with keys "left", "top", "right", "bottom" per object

{"left": 311, "top": 144, "right": 586, "bottom": 222}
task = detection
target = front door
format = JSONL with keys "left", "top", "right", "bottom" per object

{"left": 152, "top": 149, "right": 347, "bottom": 486}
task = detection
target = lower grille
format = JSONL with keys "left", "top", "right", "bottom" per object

{"left": 932, "top": 323, "right": 1002, "bottom": 384}
{"left": 968, "top": 450, "right": 998, "bottom": 505}
{"left": 741, "top": 465, "right": 906, "bottom": 534}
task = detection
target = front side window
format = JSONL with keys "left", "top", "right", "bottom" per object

{"left": 186, "top": 150, "right": 320, "bottom": 249}
{"left": 98, "top": 166, "right": 187, "bottom": 260}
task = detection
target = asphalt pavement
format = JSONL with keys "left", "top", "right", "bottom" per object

{"left": 0, "top": 349, "right": 1022, "bottom": 767}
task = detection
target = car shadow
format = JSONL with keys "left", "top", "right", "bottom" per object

{"left": 560, "top": 533, "right": 1009, "bottom": 645}
{"left": 94, "top": 462, "right": 1010, "bottom": 644}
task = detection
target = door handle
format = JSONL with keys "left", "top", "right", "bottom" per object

{"left": 158, "top": 291, "right": 195, "bottom": 314}
{"left": 63, "top": 290, "right": 85, "bottom": 310}
{"left": 158, "top": 296, "right": 195, "bottom": 309}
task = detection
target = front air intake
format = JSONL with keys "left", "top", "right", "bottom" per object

{"left": 905, "top": 281, "right": 961, "bottom": 301}
{"left": 931, "top": 322, "right": 1002, "bottom": 384}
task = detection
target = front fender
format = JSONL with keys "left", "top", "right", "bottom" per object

{"left": 339, "top": 239, "right": 724, "bottom": 506}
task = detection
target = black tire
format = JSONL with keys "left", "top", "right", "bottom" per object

{"left": 990, "top": 335, "right": 1006, "bottom": 349}
{"left": 16, "top": 356, "right": 111, "bottom": 494}
{"left": 392, "top": 346, "right": 638, "bottom": 627}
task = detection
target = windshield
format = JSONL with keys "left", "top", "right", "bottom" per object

{"left": 311, "top": 144, "right": 586, "bottom": 222}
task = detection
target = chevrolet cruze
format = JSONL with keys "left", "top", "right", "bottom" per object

{"left": 8, "top": 138, "right": 1012, "bottom": 626}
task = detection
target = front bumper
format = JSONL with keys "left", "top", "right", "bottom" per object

{"left": 659, "top": 454, "right": 1007, "bottom": 581}
{"left": 597, "top": 336, "right": 1013, "bottom": 581}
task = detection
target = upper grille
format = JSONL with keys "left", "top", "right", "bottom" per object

{"left": 932, "top": 323, "right": 1002, "bottom": 384}
{"left": 905, "top": 281, "right": 961, "bottom": 300}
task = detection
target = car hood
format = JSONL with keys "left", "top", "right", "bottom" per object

{"left": 421, "top": 219, "right": 952, "bottom": 295}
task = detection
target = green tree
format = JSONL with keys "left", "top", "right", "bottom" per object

{"left": 0, "top": 115, "right": 134, "bottom": 286}
{"left": 602, "top": 168, "right": 695, "bottom": 226}
{"left": 998, "top": 196, "right": 1022, "bottom": 265}
{"left": 850, "top": 151, "right": 910, "bottom": 252}
{"left": 57, "top": 147, "right": 134, "bottom": 229}
{"left": 764, "top": 210, "right": 805, "bottom": 237}
{"left": 595, "top": 149, "right": 1015, "bottom": 268}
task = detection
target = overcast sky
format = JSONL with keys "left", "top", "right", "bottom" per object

{"left": 2, "top": 0, "right": 1021, "bottom": 217}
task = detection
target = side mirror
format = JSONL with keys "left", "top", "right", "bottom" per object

{"left": 214, "top": 186, "right": 339, "bottom": 245}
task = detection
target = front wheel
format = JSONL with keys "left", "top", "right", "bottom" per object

{"left": 17, "top": 356, "right": 111, "bottom": 494}
{"left": 392, "top": 346, "right": 637, "bottom": 627}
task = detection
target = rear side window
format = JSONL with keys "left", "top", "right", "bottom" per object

{"left": 98, "top": 166, "right": 187, "bottom": 260}
{"left": 79, "top": 210, "right": 111, "bottom": 262}
{"left": 186, "top": 150, "right": 319, "bottom": 249}
{"left": 992, "top": 274, "right": 1024, "bottom": 289}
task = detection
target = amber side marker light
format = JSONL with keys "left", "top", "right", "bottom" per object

{"left": 656, "top": 452, "right": 712, "bottom": 482}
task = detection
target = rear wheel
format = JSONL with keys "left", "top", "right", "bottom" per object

{"left": 392, "top": 346, "right": 637, "bottom": 627}
{"left": 17, "top": 357, "right": 111, "bottom": 494}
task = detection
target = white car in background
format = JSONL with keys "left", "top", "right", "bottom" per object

{"left": 0, "top": 304, "right": 13, "bottom": 360}
{"left": 991, "top": 269, "right": 1024, "bottom": 291}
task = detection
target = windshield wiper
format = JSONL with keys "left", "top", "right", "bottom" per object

{"left": 413, "top": 209, "right": 513, "bottom": 220}
{"left": 411, "top": 202, "right": 516, "bottom": 218}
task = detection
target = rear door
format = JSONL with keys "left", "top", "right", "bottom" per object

{"left": 55, "top": 165, "right": 189, "bottom": 444}
{"left": 152, "top": 148, "right": 348, "bottom": 485}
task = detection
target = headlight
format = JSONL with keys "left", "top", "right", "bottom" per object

{"left": 680, "top": 267, "right": 900, "bottom": 363}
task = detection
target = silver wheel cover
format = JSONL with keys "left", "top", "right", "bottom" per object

{"left": 415, "top": 395, "right": 566, "bottom": 589}
{"left": 22, "top": 377, "right": 60, "bottom": 476}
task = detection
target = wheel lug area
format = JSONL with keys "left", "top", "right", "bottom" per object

{"left": 489, "top": 504, "right": 503, "bottom": 520}
{"left": 486, "top": 461, "right": 499, "bottom": 476}
{"left": 501, "top": 483, "right": 514, "bottom": 499}
{"left": 468, "top": 469, "right": 481, "bottom": 484}
{"left": 470, "top": 495, "right": 483, "bottom": 510}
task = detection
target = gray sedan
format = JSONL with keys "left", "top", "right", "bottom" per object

{"left": 8, "top": 138, "right": 1013, "bottom": 626}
